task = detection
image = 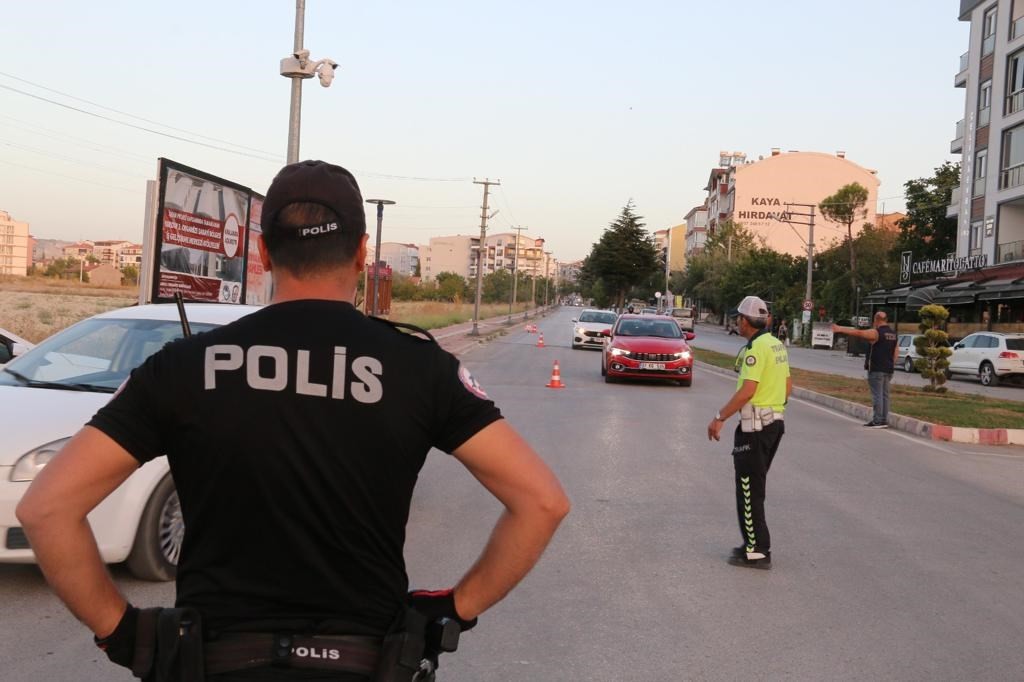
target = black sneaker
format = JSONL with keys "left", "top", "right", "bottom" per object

{"left": 863, "top": 420, "right": 877, "bottom": 427}
{"left": 731, "top": 546, "right": 746, "bottom": 558}
{"left": 728, "top": 550, "right": 772, "bottom": 570}
{"left": 870, "top": 422, "right": 889, "bottom": 429}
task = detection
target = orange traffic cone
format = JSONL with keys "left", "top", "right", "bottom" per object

{"left": 536, "top": 332, "right": 545, "bottom": 348}
{"left": 546, "top": 360, "right": 566, "bottom": 388}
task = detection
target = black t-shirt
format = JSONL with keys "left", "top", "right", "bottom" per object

{"left": 88, "top": 300, "right": 501, "bottom": 635}
{"left": 867, "top": 324, "right": 898, "bottom": 374}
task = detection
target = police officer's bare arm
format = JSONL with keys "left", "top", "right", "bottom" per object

{"left": 16, "top": 426, "right": 138, "bottom": 638}
{"left": 831, "top": 324, "right": 879, "bottom": 342}
{"left": 449, "top": 420, "right": 570, "bottom": 620}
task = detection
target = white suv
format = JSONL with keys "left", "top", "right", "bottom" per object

{"left": 948, "top": 332, "right": 1024, "bottom": 386}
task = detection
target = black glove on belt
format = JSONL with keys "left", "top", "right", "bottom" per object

{"left": 407, "top": 589, "right": 477, "bottom": 631}
{"left": 94, "top": 604, "right": 138, "bottom": 669}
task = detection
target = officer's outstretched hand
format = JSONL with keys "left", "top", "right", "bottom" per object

{"left": 707, "top": 418, "right": 724, "bottom": 442}
{"left": 408, "top": 588, "right": 478, "bottom": 631}
{"left": 94, "top": 603, "right": 138, "bottom": 670}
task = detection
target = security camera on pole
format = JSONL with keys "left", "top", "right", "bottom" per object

{"left": 280, "top": 1, "right": 338, "bottom": 163}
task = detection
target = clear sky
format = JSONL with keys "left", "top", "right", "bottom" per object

{"left": 0, "top": 1, "right": 967, "bottom": 262}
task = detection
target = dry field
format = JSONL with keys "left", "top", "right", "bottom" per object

{"left": 1, "top": 277, "right": 532, "bottom": 342}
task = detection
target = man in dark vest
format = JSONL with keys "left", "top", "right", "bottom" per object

{"left": 833, "top": 312, "right": 899, "bottom": 428}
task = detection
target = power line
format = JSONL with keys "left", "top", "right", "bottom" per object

{"left": 0, "top": 158, "right": 137, "bottom": 193}
{"left": 0, "top": 139, "right": 149, "bottom": 180}
{"left": 0, "top": 70, "right": 280, "bottom": 157}
{"left": 0, "top": 83, "right": 283, "bottom": 162}
{"left": 0, "top": 114, "right": 154, "bottom": 163}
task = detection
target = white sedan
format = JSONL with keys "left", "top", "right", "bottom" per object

{"left": 571, "top": 309, "right": 618, "bottom": 350}
{"left": 0, "top": 327, "right": 34, "bottom": 365}
{"left": 0, "top": 303, "right": 260, "bottom": 580}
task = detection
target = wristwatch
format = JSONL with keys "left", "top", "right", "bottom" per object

{"left": 714, "top": 411, "right": 725, "bottom": 422}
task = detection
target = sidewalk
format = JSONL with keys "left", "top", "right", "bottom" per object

{"left": 429, "top": 306, "right": 554, "bottom": 355}
{"left": 696, "top": 360, "right": 1024, "bottom": 447}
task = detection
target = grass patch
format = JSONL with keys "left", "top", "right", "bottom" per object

{"left": 693, "top": 348, "right": 1024, "bottom": 430}
{"left": 390, "top": 301, "right": 533, "bottom": 330}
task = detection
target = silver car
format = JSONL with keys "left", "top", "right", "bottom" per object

{"left": 896, "top": 333, "right": 922, "bottom": 373}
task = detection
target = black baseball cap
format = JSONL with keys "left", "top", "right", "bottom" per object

{"left": 261, "top": 160, "right": 366, "bottom": 242}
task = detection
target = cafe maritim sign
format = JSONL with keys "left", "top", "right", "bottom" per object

{"left": 899, "top": 251, "right": 989, "bottom": 285}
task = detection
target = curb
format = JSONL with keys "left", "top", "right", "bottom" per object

{"left": 695, "top": 361, "right": 1024, "bottom": 447}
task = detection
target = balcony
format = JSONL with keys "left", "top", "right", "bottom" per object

{"left": 1000, "top": 164, "right": 1024, "bottom": 190}
{"left": 1008, "top": 90, "right": 1024, "bottom": 116}
{"left": 955, "top": 52, "right": 968, "bottom": 87}
{"left": 947, "top": 186, "right": 961, "bottom": 218}
{"left": 951, "top": 119, "right": 964, "bottom": 153}
{"left": 998, "top": 239, "right": 1024, "bottom": 263}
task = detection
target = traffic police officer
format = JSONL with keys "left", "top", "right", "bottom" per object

{"left": 17, "top": 160, "right": 570, "bottom": 680}
{"left": 707, "top": 295, "right": 791, "bottom": 570}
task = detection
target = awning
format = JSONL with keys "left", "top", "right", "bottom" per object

{"left": 906, "top": 285, "right": 941, "bottom": 311}
{"left": 977, "top": 277, "right": 1024, "bottom": 301}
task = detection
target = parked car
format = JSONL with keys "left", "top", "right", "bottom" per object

{"left": 571, "top": 309, "right": 619, "bottom": 350}
{"left": 668, "top": 307, "right": 695, "bottom": 333}
{"left": 0, "top": 327, "right": 33, "bottom": 365}
{"left": 947, "top": 332, "right": 1024, "bottom": 386}
{"left": 0, "top": 303, "right": 261, "bottom": 580}
{"left": 601, "top": 314, "right": 695, "bottom": 386}
{"left": 640, "top": 307, "right": 658, "bottom": 315}
{"left": 897, "top": 333, "right": 922, "bottom": 373}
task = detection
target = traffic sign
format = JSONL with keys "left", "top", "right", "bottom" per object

{"left": 802, "top": 299, "right": 813, "bottom": 311}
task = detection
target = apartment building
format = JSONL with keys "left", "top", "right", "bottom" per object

{"left": 118, "top": 244, "right": 144, "bottom": 270}
{"left": 700, "top": 149, "right": 879, "bottom": 257}
{"left": 377, "top": 242, "right": 419, "bottom": 277}
{"left": 684, "top": 204, "right": 709, "bottom": 256}
{"left": 951, "top": 0, "right": 1024, "bottom": 265}
{"left": 93, "top": 240, "right": 134, "bottom": 267}
{"left": 62, "top": 241, "right": 94, "bottom": 259}
{"left": 0, "top": 210, "right": 31, "bottom": 276}
{"left": 420, "top": 235, "right": 479, "bottom": 281}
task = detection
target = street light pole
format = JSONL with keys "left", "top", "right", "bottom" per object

{"left": 365, "top": 199, "right": 395, "bottom": 316}
{"left": 543, "top": 251, "right": 552, "bottom": 307}
{"left": 280, "top": 0, "right": 337, "bottom": 164}
{"left": 507, "top": 226, "right": 527, "bottom": 324}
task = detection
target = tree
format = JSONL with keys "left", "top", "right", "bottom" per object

{"left": 679, "top": 221, "right": 758, "bottom": 318}
{"left": 121, "top": 264, "right": 139, "bottom": 286}
{"left": 914, "top": 304, "right": 952, "bottom": 393}
{"left": 391, "top": 274, "right": 420, "bottom": 301}
{"left": 482, "top": 269, "right": 512, "bottom": 303}
{"left": 820, "top": 183, "right": 869, "bottom": 314}
{"left": 895, "top": 162, "right": 960, "bottom": 261}
{"left": 580, "top": 201, "right": 661, "bottom": 308}
{"left": 434, "top": 272, "right": 468, "bottom": 303}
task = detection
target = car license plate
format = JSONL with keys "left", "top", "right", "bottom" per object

{"left": 640, "top": 362, "right": 665, "bottom": 370}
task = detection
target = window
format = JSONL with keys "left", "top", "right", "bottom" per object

{"left": 1000, "top": 123, "right": 1024, "bottom": 187}
{"left": 979, "top": 80, "right": 992, "bottom": 127}
{"left": 1008, "top": 50, "right": 1024, "bottom": 113}
{"left": 970, "top": 221, "right": 984, "bottom": 253}
{"left": 975, "top": 149, "right": 988, "bottom": 196}
{"left": 984, "top": 6, "right": 998, "bottom": 56}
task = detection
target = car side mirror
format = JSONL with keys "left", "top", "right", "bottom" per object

{"left": 601, "top": 329, "right": 612, "bottom": 337}
{"left": 685, "top": 332, "right": 695, "bottom": 341}
{"left": 571, "top": 318, "right": 578, "bottom": 323}
{"left": 11, "top": 342, "right": 28, "bottom": 358}
{"left": 953, "top": 343, "right": 962, "bottom": 350}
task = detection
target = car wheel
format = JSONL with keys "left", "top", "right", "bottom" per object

{"left": 979, "top": 362, "right": 999, "bottom": 387}
{"left": 604, "top": 373, "right": 615, "bottom": 383}
{"left": 677, "top": 379, "right": 692, "bottom": 387}
{"left": 126, "top": 474, "right": 182, "bottom": 582}
{"left": 904, "top": 356, "right": 914, "bottom": 373}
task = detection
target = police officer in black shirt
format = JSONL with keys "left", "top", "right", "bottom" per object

{"left": 17, "top": 160, "right": 570, "bottom": 680}
{"left": 833, "top": 312, "right": 899, "bottom": 428}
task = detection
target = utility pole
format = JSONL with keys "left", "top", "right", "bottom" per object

{"left": 365, "top": 199, "right": 395, "bottom": 316}
{"left": 508, "top": 225, "right": 528, "bottom": 323}
{"left": 470, "top": 178, "right": 499, "bottom": 336}
{"left": 664, "top": 228, "right": 672, "bottom": 311}
{"left": 779, "top": 203, "right": 816, "bottom": 346}
{"left": 543, "top": 251, "right": 552, "bottom": 306}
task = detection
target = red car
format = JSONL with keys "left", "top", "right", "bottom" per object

{"left": 601, "top": 314, "right": 695, "bottom": 386}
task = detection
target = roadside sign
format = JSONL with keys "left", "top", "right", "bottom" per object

{"left": 802, "top": 310, "right": 812, "bottom": 323}
{"left": 811, "top": 323, "right": 834, "bottom": 348}
{"left": 802, "top": 299, "right": 813, "bottom": 311}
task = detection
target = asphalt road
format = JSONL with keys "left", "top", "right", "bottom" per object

{"left": 2, "top": 307, "right": 1022, "bottom": 680}
{"left": 690, "top": 322, "right": 1024, "bottom": 403}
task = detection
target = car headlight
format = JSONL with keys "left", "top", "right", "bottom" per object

{"left": 576, "top": 327, "right": 586, "bottom": 335}
{"left": 674, "top": 351, "right": 692, "bottom": 360}
{"left": 609, "top": 347, "right": 628, "bottom": 356}
{"left": 10, "top": 437, "right": 70, "bottom": 482}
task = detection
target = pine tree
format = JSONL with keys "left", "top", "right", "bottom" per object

{"left": 581, "top": 201, "right": 660, "bottom": 308}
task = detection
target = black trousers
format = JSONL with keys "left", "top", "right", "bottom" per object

{"left": 732, "top": 421, "right": 785, "bottom": 552}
